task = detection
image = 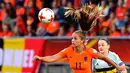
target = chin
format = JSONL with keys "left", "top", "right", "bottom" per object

{"left": 72, "top": 44, "right": 75, "bottom": 47}
{"left": 99, "top": 51, "right": 104, "bottom": 54}
{"left": 72, "top": 45, "right": 76, "bottom": 47}
{"left": 72, "top": 44, "right": 77, "bottom": 48}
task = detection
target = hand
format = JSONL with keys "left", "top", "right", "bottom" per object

{"left": 33, "top": 55, "right": 41, "bottom": 61}
{"left": 126, "top": 66, "right": 129, "bottom": 69}
{"left": 117, "top": 66, "right": 129, "bottom": 71}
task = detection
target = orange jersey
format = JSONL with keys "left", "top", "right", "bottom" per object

{"left": 59, "top": 45, "right": 98, "bottom": 73}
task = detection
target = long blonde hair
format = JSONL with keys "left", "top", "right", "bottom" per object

{"left": 65, "top": 4, "right": 100, "bottom": 32}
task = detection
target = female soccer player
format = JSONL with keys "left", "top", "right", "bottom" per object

{"left": 33, "top": 30, "right": 127, "bottom": 73}
{"left": 93, "top": 38, "right": 128, "bottom": 73}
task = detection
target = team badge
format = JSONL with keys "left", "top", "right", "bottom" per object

{"left": 84, "top": 56, "right": 87, "bottom": 61}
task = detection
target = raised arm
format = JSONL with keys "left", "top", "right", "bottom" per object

{"left": 97, "top": 53, "right": 129, "bottom": 71}
{"left": 114, "top": 53, "right": 128, "bottom": 73}
{"left": 33, "top": 53, "right": 62, "bottom": 62}
{"left": 33, "top": 47, "right": 68, "bottom": 62}
{"left": 121, "top": 64, "right": 127, "bottom": 73}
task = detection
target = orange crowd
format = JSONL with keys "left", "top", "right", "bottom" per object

{"left": 0, "top": 0, "right": 130, "bottom": 38}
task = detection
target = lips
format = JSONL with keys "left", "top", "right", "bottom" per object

{"left": 72, "top": 43, "right": 75, "bottom": 45}
{"left": 99, "top": 48, "right": 103, "bottom": 52}
{"left": 100, "top": 49, "right": 103, "bottom": 51}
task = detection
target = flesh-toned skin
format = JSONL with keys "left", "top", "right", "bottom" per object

{"left": 33, "top": 32, "right": 128, "bottom": 73}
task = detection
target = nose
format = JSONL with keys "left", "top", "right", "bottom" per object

{"left": 71, "top": 39, "right": 74, "bottom": 43}
{"left": 98, "top": 46, "right": 102, "bottom": 49}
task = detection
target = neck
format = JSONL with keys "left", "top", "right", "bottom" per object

{"left": 75, "top": 45, "right": 84, "bottom": 53}
{"left": 102, "top": 51, "right": 109, "bottom": 56}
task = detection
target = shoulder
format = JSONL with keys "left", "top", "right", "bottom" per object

{"left": 109, "top": 51, "right": 119, "bottom": 57}
{"left": 61, "top": 45, "right": 73, "bottom": 52}
{"left": 109, "top": 51, "right": 121, "bottom": 60}
{"left": 67, "top": 45, "right": 73, "bottom": 50}
{"left": 109, "top": 51, "right": 123, "bottom": 65}
{"left": 86, "top": 47, "right": 97, "bottom": 53}
{"left": 85, "top": 47, "right": 98, "bottom": 56}
{"left": 59, "top": 45, "right": 73, "bottom": 56}
{"left": 92, "top": 48, "right": 98, "bottom": 53}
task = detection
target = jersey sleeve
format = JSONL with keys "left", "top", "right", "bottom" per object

{"left": 59, "top": 48, "right": 69, "bottom": 58}
{"left": 113, "top": 52, "right": 124, "bottom": 66}
{"left": 89, "top": 48, "right": 98, "bottom": 59}
{"left": 93, "top": 49, "right": 98, "bottom": 53}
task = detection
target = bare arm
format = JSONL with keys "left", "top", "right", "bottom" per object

{"left": 97, "top": 53, "right": 128, "bottom": 71}
{"left": 121, "top": 64, "right": 127, "bottom": 73}
{"left": 33, "top": 53, "right": 62, "bottom": 62}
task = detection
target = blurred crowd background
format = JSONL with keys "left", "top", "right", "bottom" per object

{"left": 0, "top": 0, "right": 130, "bottom": 38}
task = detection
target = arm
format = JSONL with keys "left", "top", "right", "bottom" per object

{"left": 33, "top": 47, "right": 69, "bottom": 62}
{"left": 121, "top": 64, "right": 127, "bottom": 73}
{"left": 33, "top": 53, "right": 62, "bottom": 62}
{"left": 113, "top": 52, "right": 127, "bottom": 73}
{"left": 97, "top": 53, "right": 127, "bottom": 71}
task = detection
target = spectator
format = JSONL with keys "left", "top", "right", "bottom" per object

{"left": 5, "top": 2, "right": 16, "bottom": 18}
{"left": 36, "top": 0, "right": 44, "bottom": 10}
{"left": 126, "top": 24, "right": 130, "bottom": 36}
{"left": 2, "top": 8, "right": 15, "bottom": 31}
{"left": 120, "top": 26, "right": 128, "bottom": 36}
{"left": 0, "top": 2, "right": 6, "bottom": 21}
{"left": 57, "top": 0, "right": 67, "bottom": 23}
{"left": 16, "top": 1, "right": 25, "bottom": 16}
{"left": 13, "top": 25, "right": 24, "bottom": 37}
{"left": 108, "top": 0, "right": 117, "bottom": 18}
{"left": 0, "top": 0, "right": 130, "bottom": 37}
{"left": 116, "top": 0, "right": 127, "bottom": 21}
{"left": 26, "top": 14, "right": 37, "bottom": 32}
{"left": 51, "top": 0, "right": 59, "bottom": 20}
{"left": 15, "top": 15, "right": 27, "bottom": 35}
{"left": 109, "top": 24, "right": 121, "bottom": 36}
{"left": 66, "top": 24, "right": 76, "bottom": 37}
{"left": 25, "top": 0, "right": 39, "bottom": 25}
{"left": 0, "top": 23, "right": 13, "bottom": 38}
{"left": 118, "top": 12, "right": 130, "bottom": 29}
{"left": 26, "top": 25, "right": 36, "bottom": 37}
{"left": 98, "top": 27, "right": 109, "bottom": 36}
{"left": 101, "top": 12, "right": 115, "bottom": 28}
{"left": 45, "top": 21, "right": 60, "bottom": 36}
{"left": 57, "top": 26, "right": 65, "bottom": 36}
{"left": 3, "top": 0, "right": 16, "bottom": 7}
{"left": 0, "top": 21, "right": 2, "bottom": 33}
{"left": 98, "top": 0, "right": 109, "bottom": 17}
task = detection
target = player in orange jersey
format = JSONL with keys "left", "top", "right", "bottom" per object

{"left": 33, "top": 30, "right": 128, "bottom": 73}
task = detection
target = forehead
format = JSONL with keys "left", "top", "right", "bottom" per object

{"left": 98, "top": 40, "right": 107, "bottom": 44}
{"left": 72, "top": 33, "right": 79, "bottom": 37}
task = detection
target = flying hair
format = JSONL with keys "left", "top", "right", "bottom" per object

{"left": 64, "top": 3, "right": 100, "bottom": 32}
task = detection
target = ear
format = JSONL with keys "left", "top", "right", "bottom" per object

{"left": 84, "top": 40, "right": 89, "bottom": 45}
{"left": 108, "top": 45, "right": 110, "bottom": 49}
{"left": 81, "top": 40, "right": 85, "bottom": 44}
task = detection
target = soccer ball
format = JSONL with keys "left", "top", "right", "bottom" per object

{"left": 38, "top": 8, "right": 54, "bottom": 24}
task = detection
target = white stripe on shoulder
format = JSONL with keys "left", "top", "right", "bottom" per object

{"left": 92, "top": 48, "right": 97, "bottom": 53}
{"left": 109, "top": 51, "right": 118, "bottom": 57}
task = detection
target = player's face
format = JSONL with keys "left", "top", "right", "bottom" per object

{"left": 98, "top": 40, "right": 110, "bottom": 54}
{"left": 71, "top": 33, "right": 83, "bottom": 47}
